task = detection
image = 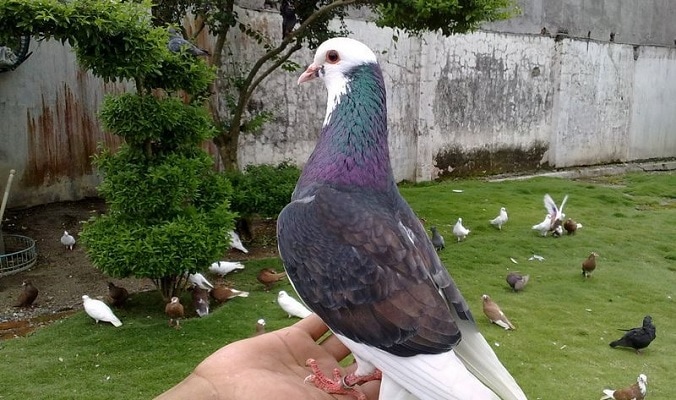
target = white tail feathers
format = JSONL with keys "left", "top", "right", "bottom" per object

{"left": 600, "top": 389, "right": 614, "bottom": 399}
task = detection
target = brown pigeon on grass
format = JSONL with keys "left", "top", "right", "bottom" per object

{"left": 582, "top": 252, "right": 598, "bottom": 278}
{"left": 256, "top": 267, "right": 286, "bottom": 291}
{"left": 482, "top": 294, "right": 515, "bottom": 330}
{"left": 13, "top": 280, "right": 38, "bottom": 307}
{"left": 210, "top": 285, "right": 249, "bottom": 304}
{"left": 600, "top": 374, "right": 647, "bottom": 400}
{"left": 106, "top": 282, "right": 129, "bottom": 307}
{"left": 165, "top": 297, "right": 185, "bottom": 329}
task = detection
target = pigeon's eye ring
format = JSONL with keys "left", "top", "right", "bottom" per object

{"left": 326, "top": 50, "right": 340, "bottom": 63}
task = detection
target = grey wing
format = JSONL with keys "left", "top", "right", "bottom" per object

{"left": 277, "top": 186, "right": 472, "bottom": 357}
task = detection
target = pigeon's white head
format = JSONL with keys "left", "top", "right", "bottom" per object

{"left": 298, "top": 38, "right": 379, "bottom": 125}
{"left": 257, "top": 318, "right": 266, "bottom": 326}
{"left": 82, "top": 295, "right": 90, "bottom": 301}
{"left": 170, "top": 296, "right": 180, "bottom": 303}
{"left": 481, "top": 294, "right": 490, "bottom": 301}
{"left": 298, "top": 37, "right": 377, "bottom": 85}
{"left": 278, "top": 290, "right": 288, "bottom": 298}
{"left": 638, "top": 374, "right": 648, "bottom": 393}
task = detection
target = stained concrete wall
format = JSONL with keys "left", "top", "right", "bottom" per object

{"left": 2, "top": 3, "right": 676, "bottom": 208}
{"left": 0, "top": 40, "right": 125, "bottom": 208}
{"left": 488, "top": 0, "right": 676, "bottom": 46}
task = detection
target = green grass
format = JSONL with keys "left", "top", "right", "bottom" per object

{"left": 1, "top": 172, "right": 675, "bottom": 399}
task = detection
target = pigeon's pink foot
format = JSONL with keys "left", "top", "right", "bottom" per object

{"left": 304, "top": 358, "right": 381, "bottom": 400}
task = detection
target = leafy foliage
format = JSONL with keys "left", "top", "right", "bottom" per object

{"left": 375, "top": 0, "right": 519, "bottom": 36}
{"left": 0, "top": 0, "right": 213, "bottom": 94}
{"left": 226, "top": 162, "right": 301, "bottom": 218}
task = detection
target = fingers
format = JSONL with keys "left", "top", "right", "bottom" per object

{"left": 292, "top": 313, "right": 329, "bottom": 341}
{"left": 319, "top": 334, "right": 351, "bottom": 361}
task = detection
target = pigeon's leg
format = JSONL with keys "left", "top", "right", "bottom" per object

{"left": 305, "top": 358, "right": 381, "bottom": 400}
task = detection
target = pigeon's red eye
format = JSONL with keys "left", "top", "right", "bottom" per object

{"left": 326, "top": 50, "right": 340, "bottom": 63}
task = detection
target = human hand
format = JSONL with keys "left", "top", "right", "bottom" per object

{"left": 155, "top": 314, "right": 381, "bottom": 400}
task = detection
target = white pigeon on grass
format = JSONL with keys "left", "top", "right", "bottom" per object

{"left": 209, "top": 261, "right": 245, "bottom": 276}
{"left": 82, "top": 295, "right": 122, "bottom": 327}
{"left": 489, "top": 207, "right": 508, "bottom": 230}
{"left": 187, "top": 272, "right": 214, "bottom": 290}
{"left": 228, "top": 230, "right": 249, "bottom": 254}
{"left": 452, "top": 217, "right": 471, "bottom": 242}
{"left": 61, "top": 231, "right": 76, "bottom": 250}
{"left": 532, "top": 215, "right": 552, "bottom": 236}
{"left": 277, "top": 290, "right": 312, "bottom": 318}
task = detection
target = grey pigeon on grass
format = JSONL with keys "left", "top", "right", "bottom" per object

{"left": 609, "top": 315, "right": 656, "bottom": 354}
{"left": 430, "top": 226, "right": 445, "bottom": 251}
{"left": 277, "top": 37, "right": 526, "bottom": 400}
{"left": 506, "top": 272, "right": 529, "bottom": 292}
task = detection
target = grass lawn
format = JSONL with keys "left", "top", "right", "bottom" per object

{"left": 0, "top": 172, "right": 674, "bottom": 399}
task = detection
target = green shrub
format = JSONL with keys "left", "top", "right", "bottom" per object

{"left": 227, "top": 161, "right": 301, "bottom": 219}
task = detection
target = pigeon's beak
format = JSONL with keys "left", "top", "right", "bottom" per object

{"left": 298, "top": 63, "right": 321, "bottom": 84}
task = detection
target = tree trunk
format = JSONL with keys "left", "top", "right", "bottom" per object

{"left": 214, "top": 125, "right": 241, "bottom": 172}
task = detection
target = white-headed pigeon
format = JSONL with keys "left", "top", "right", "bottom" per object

{"left": 277, "top": 37, "right": 526, "bottom": 400}
{"left": 452, "top": 217, "right": 471, "bottom": 242}
{"left": 600, "top": 374, "right": 647, "bottom": 400}
{"left": 187, "top": 272, "right": 214, "bottom": 290}
{"left": 82, "top": 295, "right": 122, "bottom": 327}
{"left": 228, "top": 230, "right": 249, "bottom": 254}
{"left": 61, "top": 230, "right": 76, "bottom": 250}
{"left": 165, "top": 296, "right": 184, "bottom": 328}
{"left": 532, "top": 214, "right": 552, "bottom": 236}
{"left": 277, "top": 290, "right": 312, "bottom": 319}
{"left": 490, "top": 207, "right": 508, "bottom": 230}
{"left": 209, "top": 261, "right": 245, "bottom": 276}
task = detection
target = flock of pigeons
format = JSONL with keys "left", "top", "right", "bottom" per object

{"left": 428, "top": 193, "right": 655, "bottom": 399}
{"left": 14, "top": 229, "right": 302, "bottom": 336}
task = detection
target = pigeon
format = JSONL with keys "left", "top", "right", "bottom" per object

{"left": 106, "top": 282, "right": 129, "bottom": 307}
{"left": 280, "top": 0, "right": 297, "bottom": 38}
{"left": 276, "top": 290, "right": 312, "bottom": 319}
{"left": 563, "top": 218, "right": 583, "bottom": 234}
{"left": 256, "top": 267, "right": 286, "bottom": 291}
{"left": 452, "top": 217, "right": 471, "bottom": 242}
{"left": 82, "top": 295, "right": 122, "bottom": 327}
{"left": 430, "top": 226, "right": 445, "bottom": 251}
{"left": 544, "top": 193, "right": 568, "bottom": 222}
{"left": 489, "top": 207, "right": 508, "bottom": 230}
{"left": 482, "top": 294, "right": 516, "bottom": 330}
{"left": 167, "top": 27, "right": 209, "bottom": 56}
{"left": 506, "top": 272, "right": 529, "bottom": 292}
{"left": 187, "top": 272, "right": 214, "bottom": 290}
{"left": 253, "top": 318, "right": 266, "bottom": 336}
{"left": 582, "top": 252, "right": 598, "bottom": 278}
{"left": 228, "top": 230, "right": 249, "bottom": 254}
{"left": 600, "top": 374, "right": 648, "bottom": 400}
{"left": 609, "top": 316, "right": 656, "bottom": 354}
{"left": 210, "top": 285, "right": 249, "bottom": 303}
{"left": 61, "top": 230, "right": 76, "bottom": 250}
{"left": 208, "top": 261, "right": 245, "bottom": 276}
{"left": 13, "top": 280, "right": 39, "bottom": 307}
{"left": 165, "top": 296, "right": 185, "bottom": 328}
{"left": 532, "top": 214, "right": 552, "bottom": 236}
{"left": 277, "top": 38, "right": 526, "bottom": 400}
{"left": 191, "top": 287, "right": 210, "bottom": 317}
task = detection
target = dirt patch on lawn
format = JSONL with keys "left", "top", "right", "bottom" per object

{"left": 0, "top": 198, "right": 278, "bottom": 339}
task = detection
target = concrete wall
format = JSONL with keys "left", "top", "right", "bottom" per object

{"left": 488, "top": 0, "right": 676, "bottom": 46}
{"left": 0, "top": 40, "right": 125, "bottom": 208}
{"left": 2, "top": 3, "right": 676, "bottom": 208}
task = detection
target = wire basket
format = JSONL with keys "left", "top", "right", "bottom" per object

{"left": 0, "top": 234, "right": 38, "bottom": 277}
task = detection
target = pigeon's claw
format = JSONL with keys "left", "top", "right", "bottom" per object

{"left": 304, "top": 358, "right": 369, "bottom": 400}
